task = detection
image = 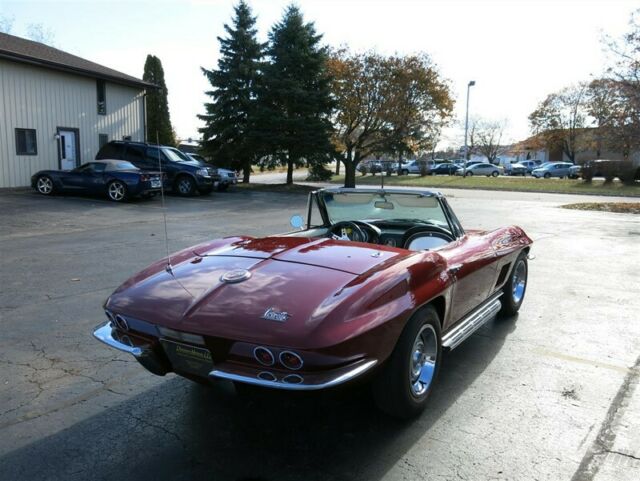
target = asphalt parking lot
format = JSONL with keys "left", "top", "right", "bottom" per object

{"left": 1, "top": 187, "right": 639, "bottom": 481}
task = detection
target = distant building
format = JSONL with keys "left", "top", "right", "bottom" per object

{"left": 0, "top": 32, "right": 154, "bottom": 188}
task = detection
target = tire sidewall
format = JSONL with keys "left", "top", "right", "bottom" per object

{"left": 500, "top": 252, "right": 528, "bottom": 317}
{"left": 373, "top": 306, "right": 442, "bottom": 418}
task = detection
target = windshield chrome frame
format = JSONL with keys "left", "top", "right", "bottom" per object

{"left": 309, "top": 188, "right": 464, "bottom": 239}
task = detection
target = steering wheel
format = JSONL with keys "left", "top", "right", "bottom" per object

{"left": 353, "top": 220, "right": 381, "bottom": 244}
{"left": 328, "top": 221, "right": 367, "bottom": 242}
{"left": 401, "top": 225, "right": 454, "bottom": 249}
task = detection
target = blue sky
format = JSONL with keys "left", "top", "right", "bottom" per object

{"left": 1, "top": 0, "right": 638, "bottom": 147}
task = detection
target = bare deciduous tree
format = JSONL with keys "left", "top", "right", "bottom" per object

{"left": 528, "top": 83, "right": 589, "bottom": 163}
{"left": 472, "top": 118, "right": 507, "bottom": 163}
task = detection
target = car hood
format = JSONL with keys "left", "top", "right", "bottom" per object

{"left": 106, "top": 236, "right": 415, "bottom": 347}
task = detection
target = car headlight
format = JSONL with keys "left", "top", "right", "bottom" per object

{"left": 196, "top": 168, "right": 210, "bottom": 177}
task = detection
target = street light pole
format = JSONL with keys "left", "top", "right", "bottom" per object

{"left": 463, "top": 80, "right": 476, "bottom": 176}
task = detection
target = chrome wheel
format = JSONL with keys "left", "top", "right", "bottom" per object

{"left": 177, "top": 177, "right": 194, "bottom": 195}
{"left": 511, "top": 259, "right": 527, "bottom": 304}
{"left": 409, "top": 324, "right": 438, "bottom": 398}
{"left": 108, "top": 181, "right": 126, "bottom": 201}
{"left": 36, "top": 176, "right": 53, "bottom": 195}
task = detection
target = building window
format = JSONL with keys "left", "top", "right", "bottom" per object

{"left": 97, "top": 80, "right": 106, "bottom": 115}
{"left": 99, "top": 133, "right": 108, "bottom": 148}
{"left": 15, "top": 128, "right": 37, "bottom": 155}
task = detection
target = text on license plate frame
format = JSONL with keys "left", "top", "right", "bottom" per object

{"left": 160, "top": 339, "right": 213, "bottom": 378}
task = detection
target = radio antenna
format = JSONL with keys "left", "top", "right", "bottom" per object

{"left": 381, "top": 163, "right": 384, "bottom": 189}
{"left": 156, "top": 132, "right": 172, "bottom": 274}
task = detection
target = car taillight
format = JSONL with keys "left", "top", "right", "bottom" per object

{"left": 253, "top": 347, "right": 275, "bottom": 366}
{"left": 140, "top": 174, "right": 150, "bottom": 181}
{"left": 279, "top": 351, "right": 303, "bottom": 370}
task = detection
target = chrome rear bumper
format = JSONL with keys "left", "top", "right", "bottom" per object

{"left": 210, "top": 359, "right": 378, "bottom": 391}
{"left": 94, "top": 321, "right": 378, "bottom": 390}
{"left": 93, "top": 321, "right": 148, "bottom": 357}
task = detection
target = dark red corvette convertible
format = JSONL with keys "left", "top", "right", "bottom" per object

{"left": 94, "top": 188, "right": 532, "bottom": 418}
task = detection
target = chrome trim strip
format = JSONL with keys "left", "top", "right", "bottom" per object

{"left": 93, "top": 321, "right": 146, "bottom": 357}
{"left": 210, "top": 359, "right": 378, "bottom": 391}
{"left": 442, "top": 292, "right": 503, "bottom": 350}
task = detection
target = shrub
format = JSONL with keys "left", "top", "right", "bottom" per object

{"left": 306, "top": 163, "right": 333, "bottom": 181}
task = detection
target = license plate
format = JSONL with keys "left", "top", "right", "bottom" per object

{"left": 151, "top": 179, "right": 161, "bottom": 188}
{"left": 160, "top": 339, "right": 213, "bottom": 377}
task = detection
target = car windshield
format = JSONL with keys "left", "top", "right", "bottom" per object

{"left": 320, "top": 191, "right": 449, "bottom": 228}
{"left": 162, "top": 148, "right": 190, "bottom": 162}
{"left": 105, "top": 161, "right": 138, "bottom": 171}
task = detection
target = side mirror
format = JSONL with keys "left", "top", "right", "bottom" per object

{"left": 290, "top": 214, "right": 304, "bottom": 229}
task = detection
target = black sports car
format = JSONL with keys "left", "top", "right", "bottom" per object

{"left": 31, "top": 160, "right": 163, "bottom": 202}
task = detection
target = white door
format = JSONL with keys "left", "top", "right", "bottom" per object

{"left": 59, "top": 130, "right": 77, "bottom": 170}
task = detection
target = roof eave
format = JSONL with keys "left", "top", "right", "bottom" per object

{"left": 0, "top": 51, "right": 158, "bottom": 90}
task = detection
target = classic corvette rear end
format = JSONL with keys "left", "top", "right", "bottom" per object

{"left": 94, "top": 188, "right": 532, "bottom": 418}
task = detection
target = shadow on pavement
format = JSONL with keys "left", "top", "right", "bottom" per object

{"left": 0, "top": 316, "right": 517, "bottom": 481}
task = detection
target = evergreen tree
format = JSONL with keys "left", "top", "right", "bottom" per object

{"left": 198, "top": 1, "right": 263, "bottom": 183}
{"left": 143, "top": 55, "right": 175, "bottom": 145}
{"left": 258, "top": 5, "right": 334, "bottom": 184}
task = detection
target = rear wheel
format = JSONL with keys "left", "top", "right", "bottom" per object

{"left": 491, "top": 171, "right": 499, "bottom": 177}
{"left": 176, "top": 175, "right": 196, "bottom": 196}
{"left": 500, "top": 252, "right": 528, "bottom": 317}
{"left": 35, "top": 175, "right": 54, "bottom": 195}
{"left": 373, "top": 306, "right": 442, "bottom": 419}
{"left": 107, "top": 180, "right": 128, "bottom": 202}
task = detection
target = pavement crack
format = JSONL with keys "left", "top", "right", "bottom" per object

{"left": 570, "top": 355, "right": 640, "bottom": 481}
{"left": 602, "top": 449, "right": 640, "bottom": 461}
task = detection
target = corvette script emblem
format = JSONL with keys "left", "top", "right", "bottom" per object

{"left": 262, "top": 307, "right": 290, "bottom": 322}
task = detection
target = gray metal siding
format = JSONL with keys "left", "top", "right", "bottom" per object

{"left": 0, "top": 59, "right": 145, "bottom": 188}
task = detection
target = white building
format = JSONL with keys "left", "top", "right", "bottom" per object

{"left": 0, "top": 32, "right": 153, "bottom": 188}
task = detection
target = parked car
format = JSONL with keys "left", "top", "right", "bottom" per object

{"left": 455, "top": 163, "right": 501, "bottom": 177}
{"left": 568, "top": 164, "right": 582, "bottom": 179}
{"left": 531, "top": 162, "right": 573, "bottom": 178}
{"left": 402, "top": 159, "right": 435, "bottom": 175}
{"left": 509, "top": 163, "right": 528, "bottom": 176}
{"left": 516, "top": 160, "right": 542, "bottom": 174}
{"left": 357, "top": 160, "right": 383, "bottom": 174}
{"left": 32, "top": 160, "right": 163, "bottom": 202}
{"left": 186, "top": 153, "right": 238, "bottom": 191}
{"left": 430, "top": 163, "right": 458, "bottom": 175}
{"left": 96, "top": 141, "right": 220, "bottom": 196}
{"left": 94, "top": 187, "right": 532, "bottom": 418}
{"left": 582, "top": 159, "right": 639, "bottom": 182}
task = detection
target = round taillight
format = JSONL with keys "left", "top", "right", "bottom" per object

{"left": 283, "top": 374, "right": 303, "bottom": 384}
{"left": 253, "top": 347, "right": 275, "bottom": 366}
{"left": 257, "top": 371, "right": 277, "bottom": 382}
{"left": 279, "top": 351, "right": 303, "bottom": 370}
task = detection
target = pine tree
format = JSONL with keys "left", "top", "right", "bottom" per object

{"left": 258, "top": 5, "right": 334, "bottom": 184}
{"left": 143, "top": 55, "right": 175, "bottom": 145}
{"left": 198, "top": 1, "right": 263, "bottom": 183}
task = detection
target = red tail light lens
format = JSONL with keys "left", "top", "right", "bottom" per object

{"left": 140, "top": 174, "right": 150, "bottom": 181}
{"left": 253, "top": 347, "right": 275, "bottom": 366}
{"left": 279, "top": 351, "right": 303, "bottom": 370}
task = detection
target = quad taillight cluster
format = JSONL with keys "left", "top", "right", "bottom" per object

{"left": 253, "top": 346, "right": 303, "bottom": 370}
